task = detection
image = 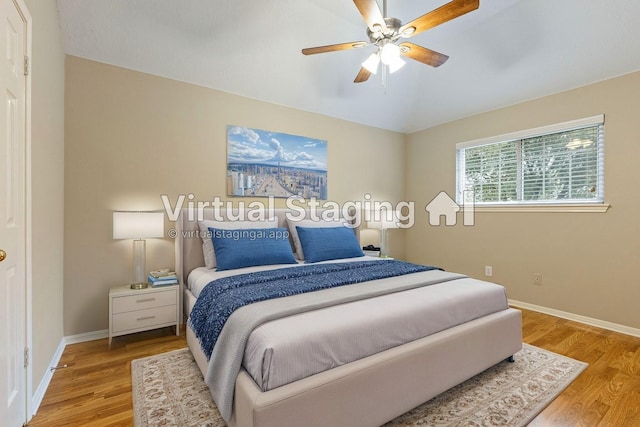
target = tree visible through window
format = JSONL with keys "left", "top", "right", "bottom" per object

{"left": 456, "top": 116, "right": 604, "bottom": 205}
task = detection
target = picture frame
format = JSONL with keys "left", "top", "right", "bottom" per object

{"left": 227, "top": 125, "right": 328, "bottom": 199}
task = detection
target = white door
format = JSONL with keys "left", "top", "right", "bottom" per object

{"left": 0, "top": 0, "right": 27, "bottom": 425}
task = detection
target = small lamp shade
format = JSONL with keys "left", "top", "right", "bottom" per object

{"left": 113, "top": 212, "right": 164, "bottom": 239}
{"left": 113, "top": 212, "right": 164, "bottom": 287}
{"left": 362, "top": 53, "right": 380, "bottom": 74}
{"left": 367, "top": 210, "right": 400, "bottom": 231}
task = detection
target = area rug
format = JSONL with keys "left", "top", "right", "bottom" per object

{"left": 131, "top": 344, "right": 587, "bottom": 427}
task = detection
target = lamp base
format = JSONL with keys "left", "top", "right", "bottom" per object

{"left": 130, "top": 282, "right": 148, "bottom": 290}
{"left": 132, "top": 239, "right": 147, "bottom": 285}
{"left": 379, "top": 228, "right": 390, "bottom": 258}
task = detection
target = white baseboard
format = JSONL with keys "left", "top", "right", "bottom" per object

{"left": 509, "top": 299, "right": 640, "bottom": 338}
{"left": 30, "top": 337, "right": 66, "bottom": 417}
{"left": 29, "top": 329, "right": 109, "bottom": 417}
{"left": 64, "top": 329, "right": 108, "bottom": 345}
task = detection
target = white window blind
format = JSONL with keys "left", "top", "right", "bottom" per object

{"left": 456, "top": 115, "right": 605, "bottom": 205}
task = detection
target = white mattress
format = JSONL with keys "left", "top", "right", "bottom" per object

{"left": 187, "top": 259, "right": 508, "bottom": 392}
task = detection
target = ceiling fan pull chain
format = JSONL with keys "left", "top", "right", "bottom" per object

{"left": 382, "top": 63, "right": 387, "bottom": 93}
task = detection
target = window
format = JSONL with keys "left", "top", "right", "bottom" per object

{"left": 456, "top": 115, "right": 604, "bottom": 206}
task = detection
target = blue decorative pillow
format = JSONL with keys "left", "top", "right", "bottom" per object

{"left": 209, "top": 227, "right": 297, "bottom": 271}
{"left": 295, "top": 226, "right": 364, "bottom": 263}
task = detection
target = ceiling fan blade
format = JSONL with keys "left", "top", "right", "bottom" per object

{"left": 399, "top": 42, "right": 449, "bottom": 67}
{"left": 399, "top": 0, "right": 479, "bottom": 38}
{"left": 354, "top": 67, "right": 372, "bottom": 83}
{"left": 302, "top": 41, "right": 368, "bottom": 55}
{"left": 353, "top": 0, "right": 388, "bottom": 33}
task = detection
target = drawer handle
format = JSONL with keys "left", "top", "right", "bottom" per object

{"left": 137, "top": 316, "right": 156, "bottom": 321}
{"left": 136, "top": 298, "right": 156, "bottom": 303}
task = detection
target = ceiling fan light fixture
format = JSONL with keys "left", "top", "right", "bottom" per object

{"left": 380, "top": 42, "right": 401, "bottom": 65}
{"left": 387, "top": 56, "right": 406, "bottom": 73}
{"left": 362, "top": 52, "right": 380, "bottom": 74}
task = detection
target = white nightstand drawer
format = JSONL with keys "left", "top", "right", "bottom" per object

{"left": 108, "top": 283, "right": 180, "bottom": 348}
{"left": 112, "top": 289, "right": 177, "bottom": 314}
{"left": 112, "top": 305, "right": 177, "bottom": 333}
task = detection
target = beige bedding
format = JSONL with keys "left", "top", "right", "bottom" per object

{"left": 176, "top": 208, "right": 523, "bottom": 427}
{"left": 187, "top": 263, "right": 509, "bottom": 393}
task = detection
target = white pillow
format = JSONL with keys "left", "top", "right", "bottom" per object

{"left": 198, "top": 218, "right": 279, "bottom": 269}
{"left": 287, "top": 218, "right": 351, "bottom": 261}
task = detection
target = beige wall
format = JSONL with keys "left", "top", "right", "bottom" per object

{"left": 64, "top": 56, "right": 406, "bottom": 335}
{"left": 406, "top": 71, "right": 640, "bottom": 329}
{"left": 64, "top": 50, "right": 640, "bottom": 336}
{"left": 24, "top": 0, "right": 65, "bottom": 392}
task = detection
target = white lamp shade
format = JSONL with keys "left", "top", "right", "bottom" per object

{"left": 380, "top": 43, "right": 401, "bottom": 65}
{"left": 113, "top": 212, "right": 164, "bottom": 239}
{"left": 362, "top": 53, "right": 380, "bottom": 74}
{"left": 367, "top": 210, "right": 400, "bottom": 230}
{"left": 387, "top": 56, "right": 406, "bottom": 73}
{"left": 379, "top": 43, "right": 406, "bottom": 74}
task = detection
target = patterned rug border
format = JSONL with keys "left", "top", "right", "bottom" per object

{"left": 132, "top": 349, "right": 184, "bottom": 427}
{"left": 132, "top": 343, "right": 587, "bottom": 427}
{"left": 512, "top": 344, "right": 588, "bottom": 426}
{"left": 132, "top": 348, "right": 223, "bottom": 427}
{"left": 131, "top": 348, "right": 189, "bottom": 366}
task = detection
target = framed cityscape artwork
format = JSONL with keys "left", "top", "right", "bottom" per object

{"left": 227, "top": 125, "right": 328, "bottom": 199}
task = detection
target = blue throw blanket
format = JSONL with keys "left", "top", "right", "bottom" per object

{"left": 189, "top": 260, "right": 439, "bottom": 359}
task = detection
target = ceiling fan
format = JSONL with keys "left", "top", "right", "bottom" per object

{"left": 301, "top": 0, "right": 479, "bottom": 83}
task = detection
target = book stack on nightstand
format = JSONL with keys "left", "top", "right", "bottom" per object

{"left": 148, "top": 269, "right": 178, "bottom": 287}
{"left": 362, "top": 245, "right": 381, "bottom": 257}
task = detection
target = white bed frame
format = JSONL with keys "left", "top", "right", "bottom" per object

{"left": 175, "top": 208, "right": 522, "bottom": 427}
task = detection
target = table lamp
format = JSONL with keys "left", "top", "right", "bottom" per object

{"left": 113, "top": 211, "right": 164, "bottom": 289}
{"left": 367, "top": 210, "right": 399, "bottom": 257}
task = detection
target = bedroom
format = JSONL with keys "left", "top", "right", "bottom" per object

{"left": 3, "top": 0, "right": 640, "bottom": 425}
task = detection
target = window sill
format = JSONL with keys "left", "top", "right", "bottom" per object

{"left": 473, "top": 203, "right": 610, "bottom": 213}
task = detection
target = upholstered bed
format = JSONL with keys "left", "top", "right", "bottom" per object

{"left": 175, "top": 208, "right": 522, "bottom": 427}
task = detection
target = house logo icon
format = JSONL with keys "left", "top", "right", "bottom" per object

{"left": 425, "top": 191, "right": 475, "bottom": 226}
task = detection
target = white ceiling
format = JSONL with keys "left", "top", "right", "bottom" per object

{"left": 56, "top": 0, "right": 640, "bottom": 133}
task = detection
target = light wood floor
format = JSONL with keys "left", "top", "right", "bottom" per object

{"left": 27, "top": 309, "right": 640, "bottom": 426}
{"left": 27, "top": 327, "right": 187, "bottom": 427}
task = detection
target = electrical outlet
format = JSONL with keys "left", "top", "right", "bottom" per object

{"left": 485, "top": 266, "right": 493, "bottom": 277}
{"left": 533, "top": 273, "right": 542, "bottom": 286}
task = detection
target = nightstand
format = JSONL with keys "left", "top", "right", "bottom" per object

{"left": 108, "top": 284, "right": 179, "bottom": 348}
